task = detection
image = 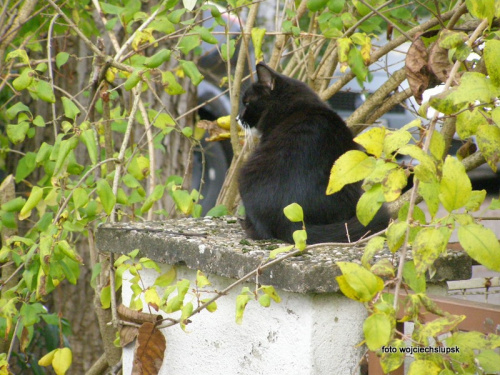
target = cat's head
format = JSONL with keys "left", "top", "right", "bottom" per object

{"left": 238, "top": 63, "right": 319, "bottom": 132}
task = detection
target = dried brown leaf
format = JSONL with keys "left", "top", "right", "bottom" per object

{"left": 196, "top": 119, "right": 226, "bottom": 141}
{"left": 405, "top": 37, "right": 430, "bottom": 105}
{"left": 132, "top": 322, "right": 166, "bottom": 375}
{"left": 117, "top": 304, "right": 162, "bottom": 325}
{"left": 120, "top": 325, "right": 139, "bottom": 347}
{"left": 429, "top": 41, "right": 455, "bottom": 84}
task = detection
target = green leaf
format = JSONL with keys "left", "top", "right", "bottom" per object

{"left": 55, "top": 52, "right": 70, "bottom": 69}
{"left": 20, "top": 186, "right": 44, "bottom": 220}
{"left": 283, "top": 203, "right": 304, "bottom": 222}
{"left": 33, "top": 115, "right": 45, "bottom": 127}
{"left": 100, "top": 1, "right": 125, "bottom": 14}
{"left": 293, "top": 230, "right": 307, "bottom": 250}
{"left": 380, "top": 339, "right": 405, "bottom": 374}
{"left": 439, "top": 30, "right": 467, "bottom": 49}
{"left": 140, "top": 185, "right": 165, "bottom": 213}
{"left": 477, "top": 350, "right": 500, "bottom": 373}
{"left": 96, "top": 179, "right": 116, "bottom": 216}
{"left": 403, "top": 261, "right": 426, "bottom": 293}
{"left": 458, "top": 223, "right": 500, "bottom": 272}
{"left": 53, "top": 137, "right": 78, "bottom": 176}
{"left": 180, "top": 301, "right": 193, "bottom": 330}
{"left": 336, "top": 261, "right": 384, "bottom": 302}
{"left": 72, "top": 188, "right": 89, "bottom": 209}
{"left": 6, "top": 48, "right": 29, "bottom": 64}
{"left": 361, "top": 236, "right": 385, "bottom": 268}
{"left": 363, "top": 160, "right": 398, "bottom": 191}
{"left": 36, "top": 142, "right": 52, "bottom": 165}
{"left": 348, "top": 46, "right": 368, "bottom": 83}
{"left": 354, "top": 127, "right": 385, "bottom": 158}
{"left": 7, "top": 122, "right": 29, "bottom": 144}
{"left": 412, "top": 228, "right": 449, "bottom": 275}
{"left": 124, "top": 69, "right": 142, "bottom": 91}
{"left": 61, "top": 97, "right": 80, "bottom": 120}
{"left": 429, "top": 131, "right": 445, "bottom": 161}
{"left": 407, "top": 359, "right": 442, "bottom": 375}
{"left": 397, "top": 145, "right": 436, "bottom": 182}
{"left": 260, "top": 285, "right": 281, "bottom": 303}
{"left": 466, "top": 0, "right": 495, "bottom": 25}
{"left": 439, "top": 156, "right": 472, "bottom": 212}
{"left": 167, "top": 8, "right": 186, "bottom": 24}
{"left": 383, "top": 127, "right": 414, "bottom": 156}
{"left": 205, "top": 205, "right": 228, "bottom": 217}
{"left": 127, "top": 155, "right": 150, "bottom": 181}
{"left": 80, "top": 129, "right": 98, "bottom": 165}
{"left": 179, "top": 60, "right": 204, "bottom": 86}
{"left": 15, "top": 152, "right": 37, "bottom": 183}
{"left": 235, "top": 291, "right": 252, "bottom": 325}
{"left": 143, "top": 49, "right": 171, "bottom": 68}
{"left": 162, "top": 71, "right": 186, "bottom": 95}
{"left": 456, "top": 107, "right": 486, "bottom": 139}
{"left": 386, "top": 221, "right": 408, "bottom": 252}
{"left": 194, "top": 26, "right": 217, "bottom": 44}
{"left": 154, "top": 267, "right": 176, "bottom": 288}
{"left": 381, "top": 168, "right": 407, "bottom": 202}
{"left": 476, "top": 124, "right": 500, "bottom": 172}
{"left": 13, "top": 68, "right": 34, "bottom": 91}
{"left": 221, "top": 39, "right": 236, "bottom": 62}
{"left": 430, "top": 72, "right": 496, "bottom": 115}
{"left": 1, "top": 197, "right": 26, "bottom": 212}
{"left": 196, "top": 270, "right": 211, "bottom": 288}
{"left": 418, "top": 179, "right": 440, "bottom": 218}
{"left": 269, "top": 245, "right": 294, "bottom": 259}
{"left": 328, "top": 0, "right": 345, "bottom": 12}
{"left": 251, "top": 28, "right": 266, "bottom": 61}
{"left": 178, "top": 35, "right": 200, "bottom": 55}
{"left": 307, "top": 0, "right": 328, "bottom": 11}
{"left": 171, "top": 190, "right": 193, "bottom": 215}
{"left": 6, "top": 102, "right": 31, "bottom": 120}
{"left": 181, "top": 127, "right": 193, "bottom": 138}
{"left": 327, "top": 150, "right": 376, "bottom": 194}
{"left": 100, "top": 285, "right": 111, "bottom": 309}
{"left": 465, "top": 190, "right": 486, "bottom": 212}
{"left": 36, "top": 80, "right": 56, "bottom": 103}
{"left": 485, "top": 39, "right": 500, "bottom": 87}
{"left": 363, "top": 313, "right": 392, "bottom": 350}
{"left": 356, "top": 184, "right": 384, "bottom": 226}
{"left": 258, "top": 294, "right": 271, "bottom": 307}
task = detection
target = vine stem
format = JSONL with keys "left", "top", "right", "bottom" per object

{"left": 392, "top": 17, "right": 490, "bottom": 310}
{"left": 47, "top": 13, "right": 59, "bottom": 139}
{"left": 111, "top": 89, "right": 142, "bottom": 222}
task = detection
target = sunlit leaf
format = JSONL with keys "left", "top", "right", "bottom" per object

{"left": 458, "top": 223, "right": 500, "bottom": 272}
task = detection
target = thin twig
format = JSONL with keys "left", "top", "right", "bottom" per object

{"left": 47, "top": 13, "right": 59, "bottom": 138}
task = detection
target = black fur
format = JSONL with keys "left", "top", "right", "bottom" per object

{"left": 238, "top": 63, "right": 389, "bottom": 244}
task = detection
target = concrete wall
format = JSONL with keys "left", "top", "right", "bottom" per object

{"left": 122, "top": 264, "right": 368, "bottom": 375}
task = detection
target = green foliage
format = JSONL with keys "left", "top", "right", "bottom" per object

{"left": 1, "top": 0, "right": 500, "bottom": 373}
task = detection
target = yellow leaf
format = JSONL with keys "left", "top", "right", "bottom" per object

{"left": 53, "top": 348, "right": 72, "bottom": 375}
{"left": 38, "top": 349, "right": 57, "bottom": 367}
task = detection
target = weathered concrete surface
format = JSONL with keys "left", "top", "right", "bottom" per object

{"left": 96, "top": 217, "right": 472, "bottom": 294}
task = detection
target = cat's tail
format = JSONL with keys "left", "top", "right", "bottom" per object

{"left": 305, "top": 207, "right": 390, "bottom": 244}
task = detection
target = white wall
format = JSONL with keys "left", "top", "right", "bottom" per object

{"left": 122, "top": 264, "right": 368, "bottom": 375}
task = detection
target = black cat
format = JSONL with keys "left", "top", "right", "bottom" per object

{"left": 237, "top": 63, "right": 390, "bottom": 244}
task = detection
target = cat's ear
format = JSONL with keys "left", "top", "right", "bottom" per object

{"left": 256, "top": 63, "right": 276, "bottom": 90}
